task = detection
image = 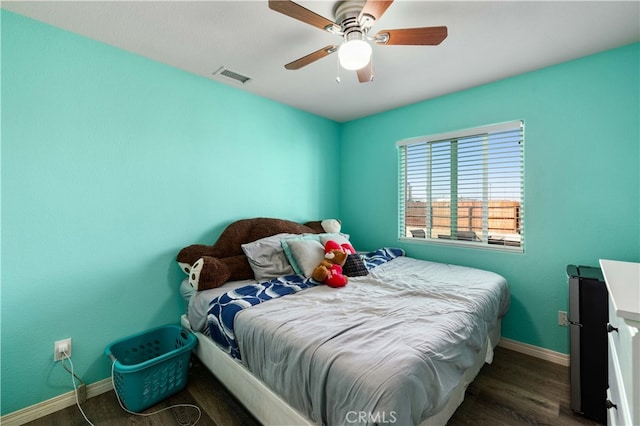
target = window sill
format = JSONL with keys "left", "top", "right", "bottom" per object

{"left": 399, "top": 237, "right": 524, "bottom": 253}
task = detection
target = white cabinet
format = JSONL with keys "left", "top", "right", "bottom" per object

{"left": 600, "top": 259, "right": 640, "bottom": 426}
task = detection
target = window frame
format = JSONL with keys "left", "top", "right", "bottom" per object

{"left": 397, "top": 120, "right": 524, "bottom": 253}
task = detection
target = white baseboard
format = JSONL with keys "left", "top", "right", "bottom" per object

{"left": 498, "top": 337, "right": 570, "bottom": 366}
{"left": 0, "top": 378, "right": 113, "bottom": 426}
{"left": 1, "top": 339, "right": 569, "bottom": 425}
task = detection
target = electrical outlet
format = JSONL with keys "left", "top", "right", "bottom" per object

{"left": 558, "top": 311, "right": 568, "bottom": 327}
{"left": 54, "top": 338, "right": 72, "bottom": 361}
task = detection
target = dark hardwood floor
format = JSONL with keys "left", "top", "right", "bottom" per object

{"left": 25, "top": 346, "right": 602, "bottom": 426}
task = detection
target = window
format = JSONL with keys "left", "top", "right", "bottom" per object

{"left": 397, "top": 120, "right": 524, "bottom": 252}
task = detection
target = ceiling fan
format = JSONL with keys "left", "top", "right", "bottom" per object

{"left": 268, "top": 0, "right": 448, "bottom": 83}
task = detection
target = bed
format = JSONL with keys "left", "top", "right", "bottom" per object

{"left": 177, "top": 219, "right": 509, "bottom": 425}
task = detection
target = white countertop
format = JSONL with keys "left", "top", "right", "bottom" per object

{"left": 600, "top": 259, "right": 640, "bottom": 325}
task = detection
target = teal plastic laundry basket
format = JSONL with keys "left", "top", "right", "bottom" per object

{"left": 104, "top": 324, "right": 197, "bottom": 412}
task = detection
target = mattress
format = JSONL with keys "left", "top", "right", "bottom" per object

{"left": 184, "top": 254, "right": 509, "bottom": 425}
{"left": 182, "top": 277, "right": 255, "bottom": 334}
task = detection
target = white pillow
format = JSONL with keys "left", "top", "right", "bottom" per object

{"left": 319, "top": 233, "right": 351, "bottom": 247}
{"left": 241, "top": 233, "right": 298, "bottom": 282}
{"left": 282, "top": 233, "right": 350, "bottom": 274}
{"left": 285, "top": 238, "right": 325, "bottom": 278}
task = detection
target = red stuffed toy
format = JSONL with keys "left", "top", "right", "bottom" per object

{"left": 311, "top": 240, "right": 355, "bottom": 288}
{"left": 332, "top": 240, "right": 356, "bottom": 254}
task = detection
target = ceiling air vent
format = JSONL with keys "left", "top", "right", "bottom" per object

{"left": 213, "top": 66, "right": 251, "bottom": 84}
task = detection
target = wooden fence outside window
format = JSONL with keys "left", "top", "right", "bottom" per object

{"left": 405, "top": 200, "right": 521, "bottom": 239}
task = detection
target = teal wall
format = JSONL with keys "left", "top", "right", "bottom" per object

{"left": 2, "top": 7, "right": 639, "bottom": 417}
{"left": 1, "top": 11, "right": 340, "bottom": 415}
{"left": 340, "top": 43, "right": 640, "bottom": 355}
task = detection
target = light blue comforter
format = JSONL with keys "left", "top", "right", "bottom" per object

{"left": 234, "top": 255, "right": 510, "bottom": 425}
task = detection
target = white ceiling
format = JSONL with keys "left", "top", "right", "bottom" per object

{"left": 3, "top": 1, "right": 639, "bottom": 122}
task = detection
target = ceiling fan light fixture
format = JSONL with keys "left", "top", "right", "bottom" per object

{"left": 338, "top": 39, "right": 372, "bottom": 70}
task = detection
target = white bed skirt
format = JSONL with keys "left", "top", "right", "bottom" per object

{"left": 181, "top": 314, "right": 501, "bottom": 425}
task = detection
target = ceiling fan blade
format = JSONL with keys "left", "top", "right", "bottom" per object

{"left": 357, "top": 61, "right": 374, "bottom": 83}
{"left": 376, "top": 26, "right": 448, "bottom": 45}
{"left": 269, "top": 0, "right": 338, "bottom": 31}
{"left": 359, "top": 0, "right": 394, "bottom": 21}
{"left": 285, "top": 45, "right": 337, "bottom": 70}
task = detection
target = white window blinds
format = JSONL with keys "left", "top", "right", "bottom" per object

{"left": 397, "top": 120, "right": 524, "bottom": 251}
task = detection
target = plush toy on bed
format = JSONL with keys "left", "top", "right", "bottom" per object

{"left": 311, "top": 240, "right": 354, "bottom": 288}
{"left": 177, "top": 217, "right": 337, "bottom": 291}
